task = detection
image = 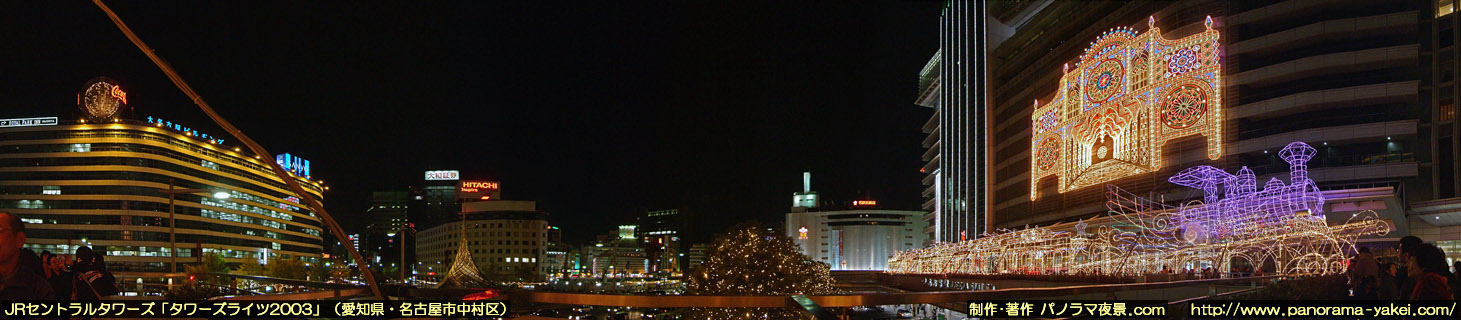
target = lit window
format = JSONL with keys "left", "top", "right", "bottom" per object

{"left": 1440, "top": 0, "right": 1455, "bottom": 17}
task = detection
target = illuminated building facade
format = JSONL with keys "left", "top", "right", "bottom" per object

{"left": 636, "top": 208, "right": 687, "bottom": 274}
{"left": 0, "top": 116, "right": 327, "bottom": 278}
{"left": 986, "top": 1, "right": 1430, "bottom": 241}
{"left": 916, "top": 0, "right": 992, "bottom": 244}
{"left": 1030, "top": 17, "right": 1223, "bottom": 199}
{"left": 786, "top": 205, "right": 928, "bottom": 271}
{"left": 416, "top": 200, "right": 549, "bottom": 282}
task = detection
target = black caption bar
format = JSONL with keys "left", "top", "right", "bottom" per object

{"left": 0, "top": 300, "right": 508, "bottom": 318}
{"left": 1189, "top": 300, "right": 1457, "bottom": 318}
{"left": 967, "top": 300, "right": 1170, "bottom": 318}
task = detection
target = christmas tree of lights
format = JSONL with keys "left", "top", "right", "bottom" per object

{"left": 685, "top": 224, "right": 837, "bottom": 319}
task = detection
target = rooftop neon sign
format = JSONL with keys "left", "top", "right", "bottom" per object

{"left": 275, "top": 153, "right": 311, "bottom": 177}
{"left": 146, "top": 116, "right": 224, "bottom": 145}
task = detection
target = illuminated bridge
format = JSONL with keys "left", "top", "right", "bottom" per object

{"left": 157, "top": 271, "right": 1283, "bottom": 320}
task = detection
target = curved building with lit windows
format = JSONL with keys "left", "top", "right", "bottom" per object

{"left": 786, "top": 206, "right": 928, "bottom": 271}
{"left": 0, "top": 115, "right": 327, "bottom": 280}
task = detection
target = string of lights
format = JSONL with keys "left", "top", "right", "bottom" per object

{"left": 891, "top": 142, "right": 1391, "bottom": 276}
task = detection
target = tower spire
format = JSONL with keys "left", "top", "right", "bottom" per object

{"left": 436, "top": 213, "right": 490, "bottom": 288}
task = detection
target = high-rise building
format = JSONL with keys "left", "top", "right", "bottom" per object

{"left": 543, "top": 225, "right": 570, "bottom": 277}
{"left": 636, "top": 208, "right": 687, "bottom": 274}
{"left": 917, "top": 0, "right": 994, "bottom": 244}
{"left": 363, "top": 191, "right": 412, "bottom": 274}
{"left": 974, "top": 0, "right": 1446, "bottom": 251}
{"left": 0, "top": 111, "right": 326, "bottom": 286}
{"left": 1413, "top": 0, "right": 1461, "bottom": 261}
{"left": 411, "top": 170, "right": 462, "bottom": 230}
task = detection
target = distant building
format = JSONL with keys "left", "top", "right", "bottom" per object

{"left": 686, "top": 243, "right": 709, "bottom": 271}
{"left": 577, "top": 228, "right": 647, "bottom": 276}
{"left": 636, "top": 208, "right": 687, "bottom": 274}
{"left": 792, "top": 172, "right": 818, "bottom": 210}
{"left": 543, "top": 225, "right": 571, "bottom": 277}
{"left": 416, "top": 200, "right": 549, "bottom": 282}
{"left": 364, "top": 191, "right": 411, "bottom": 271}
{"left": 410, "top": 170, "right": 461, "bottom": 230}
{"left": 786, "top": 201, "right": 928, "bottom": 271}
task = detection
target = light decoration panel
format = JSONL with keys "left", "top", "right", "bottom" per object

{"left": 891, "top": 142, "right": 1391, "bottom": 276}
{"left": 1032, "top": 16, "right": 1224, "bottom": 200}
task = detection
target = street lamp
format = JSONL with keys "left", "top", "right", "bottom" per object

{"left": 158, "top": 178, "right": 230, "bottom": 273}
{"left": 392, "top": 224, "right": 417, "bottom": 283}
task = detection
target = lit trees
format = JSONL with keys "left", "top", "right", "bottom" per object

{"left": 168, "top": 253, "right": 232, "bottom": 300}
{"left": 685, "top": 223, "right": 837, "bottom": 319}
{"left": 268, "top": 257, "right": 307, "bottom": 280}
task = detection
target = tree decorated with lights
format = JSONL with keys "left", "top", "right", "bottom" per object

{"left": 685, "top": 223, "right": 837, "bottom": 319}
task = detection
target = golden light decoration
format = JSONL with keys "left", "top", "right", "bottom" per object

{"left": 892, "top": 142, "right": 1391, "bottom": 276}
{"left": 77, "top": 77, "right": 128, "bottom": 123}
{"left": 1031, "top": 16, "right": 1224, "bottom": 200}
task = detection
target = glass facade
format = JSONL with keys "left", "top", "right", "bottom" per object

{"left": 918, "top": 0, "right": 988, "bottom": 244}
{"left": 0, "top": 120, "right": 326, "bottom": 273}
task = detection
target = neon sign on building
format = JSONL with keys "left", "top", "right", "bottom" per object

{"left": 1031, "top": 16, "right": 1223, "bottom": 200}
{"left": 275, "top": 153, "right": 311, "bottom": 177}
{"left": 146, "top": 116, "right": 225, "bottom": 145}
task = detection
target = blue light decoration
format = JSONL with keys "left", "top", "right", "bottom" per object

{"left": 889, "top": 141, "right": 1391, "bottom": 276}
{"left": 275, "top": 153, "right": 311, "bottom": 178}
{"left": 146, "top": 116, "right": 224, "bottom": 145}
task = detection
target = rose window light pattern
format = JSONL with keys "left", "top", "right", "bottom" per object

{"left": 1031, "top": 16, "right": 1224, "bottom": 200}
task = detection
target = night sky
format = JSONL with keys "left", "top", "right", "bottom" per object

{"left": 1, "top": 1, "right": 942, "bottom": 243}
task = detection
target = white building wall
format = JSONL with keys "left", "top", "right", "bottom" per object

{"left": 786, "top": 209, "right": 929, "bottom": 271}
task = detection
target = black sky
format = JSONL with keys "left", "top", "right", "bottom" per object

{"left": 0, "top": 1, "right": 941, "bottom": 244}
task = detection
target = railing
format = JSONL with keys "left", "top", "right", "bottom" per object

{"left": 519, "top": 275, "right": 1283, "bottom": 308}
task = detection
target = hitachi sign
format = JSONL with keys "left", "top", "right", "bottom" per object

{"left": 460, "top": 181, "right": 499, "bottom": 191}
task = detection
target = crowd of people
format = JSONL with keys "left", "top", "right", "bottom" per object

{"left": 0, "top": 212, "right": 117, "bottom": 300}
{"left": 1346, "top": 235, "right": 1458, "bottom": 300}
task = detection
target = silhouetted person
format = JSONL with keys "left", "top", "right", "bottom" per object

{"left": 1452, "top": 261, "right": 1461, "bottom": 300}
{"left": 1405, "top": 244, "right": 1452, "bottom": 300}
{"left": 1348, "top": 247, "right": 1379, "bottom": 298}
{"left": 1396, "top": 235, "right": 1423, "bottom": 296}
{"left": 0, "top": 212, "right": 55, "bottom": 300}
{"left": 1377, "top": 262, "right": 1400, "bottom": 300}
{"left": 71, "top": 246, "right": 117, "bottom": 300}
{"left": 40, "top": 251, "right": 72, "bottom": 301}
